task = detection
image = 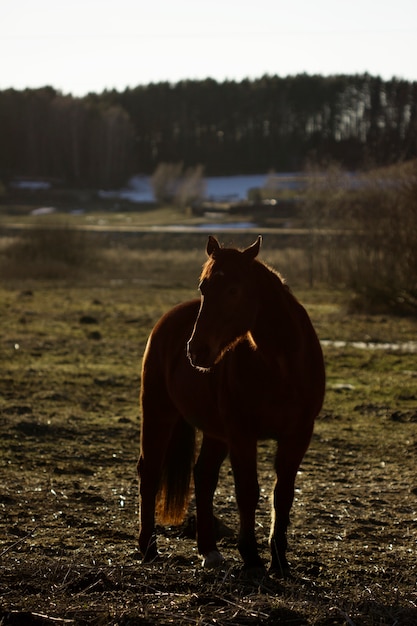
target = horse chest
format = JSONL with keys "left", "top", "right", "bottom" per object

{"left": 214, "top": 354, "right": 300, "bottom": 438}
{"left": 168, "top": 360, "right": 226, "bottom": 437}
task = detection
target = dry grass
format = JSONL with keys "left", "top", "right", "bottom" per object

{"left": 1, "top": 236, "right": 417, "bottom": 624}
{"left": 0, "top": 226, "right": 316, "bottom": 289}
{"left": 1, "top": 224, "right": 97, "bottom": 280}
{"left": 3, "top": 159, "right": 417, "bottom": 314}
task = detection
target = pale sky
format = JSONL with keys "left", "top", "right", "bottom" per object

{"left": 2, "top": 0, "right": 416, "bottom": 96}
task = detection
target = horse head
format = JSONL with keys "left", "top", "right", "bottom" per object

{"left": 187, "top": 236, "right": 262, "bottom": 371}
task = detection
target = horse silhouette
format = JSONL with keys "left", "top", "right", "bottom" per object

{"left": 138, "top": 235, "right": 325, "bottom": 574}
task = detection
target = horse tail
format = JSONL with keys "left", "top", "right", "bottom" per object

{"left": 156, "top": 419, "right": 196, "bottom": 525}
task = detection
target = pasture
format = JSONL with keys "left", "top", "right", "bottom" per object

{"left": 0, "top": 230, "right": 416, "bottom": 625}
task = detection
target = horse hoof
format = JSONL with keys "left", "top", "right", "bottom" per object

{"left": 142, "top": 552, "right": 159, "bottom": 564}
{"left": 202, "top": 550, "right": 225, "bottom": 569}
{"left": 269, "top": 564, "right": 291, "bottom": 579}
{"left": 140, "top": 544, "right": 158, "bottom": 563}
{"left": 240, "top": 565, "right": 267, "bottom": 582}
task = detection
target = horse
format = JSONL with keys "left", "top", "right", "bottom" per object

{"left": 137, "top": 235, "right": 325, "bottom": 574}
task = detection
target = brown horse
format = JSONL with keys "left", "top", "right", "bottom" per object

{"left": 138, "top": 236, "right": 325, "bottom": 573}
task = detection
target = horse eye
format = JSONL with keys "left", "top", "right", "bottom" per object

{"left": 228, "top": 285, "right": 238, "bottom": 297}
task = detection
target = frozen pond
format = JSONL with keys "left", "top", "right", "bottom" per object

{"left": 204, "top": 174, "right": 268, "bottom": 200}
{"left": 98, "top": 173, "right": 295, "bottom": 204}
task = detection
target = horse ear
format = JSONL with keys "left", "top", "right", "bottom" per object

{"left": 207, "top": 235, "right": 220, "bottom": 256}
{"left": 243, "top": 235, "right": 262, "bottom": 260}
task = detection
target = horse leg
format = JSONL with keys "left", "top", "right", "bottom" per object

{"left": 137, "top": 453, "right": 159, "bottom": 561}
{"left": 270, "top": 433, "right": 312, "bottom": 576}
{"left": 194, "top": 435, "right": 228, "bottom": 568}
{"left": 138, "top": 410, "right": 178, "bottom": 561}
{"left": 229, "top": 439, "right": 263, "bottom": 569}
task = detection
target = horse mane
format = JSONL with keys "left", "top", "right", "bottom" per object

{"left": 254, "top": 257, "right": 289, "bottom": 290}
{"left": 250, "top": 258, "right": 304, "bottom": 354}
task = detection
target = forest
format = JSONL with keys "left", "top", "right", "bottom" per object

{"left": 0, "top": 73, "right": 416, "bottom": 188}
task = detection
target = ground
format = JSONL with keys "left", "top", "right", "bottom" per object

{"left": 1, "top": 275, "right": 416, "bottom": 625}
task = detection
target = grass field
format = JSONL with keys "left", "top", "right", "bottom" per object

{"left": 0, "top": 229, "right": 416, "bottom": 625}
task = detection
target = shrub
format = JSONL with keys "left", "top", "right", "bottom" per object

{"left": 1, "top": 224, "right": 97, "bottom": 280}
{"left": 151, "top": 162, "right": 205, "bottom": 208}
{"left": 175, "top": 164, "right": 205, "bottom": 209}
{"left": 303, "top": 161, "right": 417, "bottom": 312}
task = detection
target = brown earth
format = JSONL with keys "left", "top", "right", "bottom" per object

{"left": 1, "top": 283, "right": 416, "bottom": 625}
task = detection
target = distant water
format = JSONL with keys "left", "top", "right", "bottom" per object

{"left": 204, "top": 175, "right": 268, "bottom": 200}
{"left": 99, "top": 173, "right": 296, "bottom": 204}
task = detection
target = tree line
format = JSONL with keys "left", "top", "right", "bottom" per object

{"left": 0, "top": 74, "right": 416, "bottom": 188}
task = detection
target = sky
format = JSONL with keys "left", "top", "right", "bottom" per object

{"left": 2, "top": 0, "right": 417, "bottom": 96}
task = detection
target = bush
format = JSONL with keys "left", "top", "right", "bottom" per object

{"left": 1, "top": 224, "right": 97, "bottom": 280}
{"left": 151, "top": 162, "right": 205, "bottom": 208}
{"left": 303, "top": 161, "right": 417, "bottom": 312}
{"left": 175, "top": 164, "right": 205, "bottom": 209}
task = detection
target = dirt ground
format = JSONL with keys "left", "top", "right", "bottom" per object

{"left": 1, "top": 282, "right": 416, "bottom": 625}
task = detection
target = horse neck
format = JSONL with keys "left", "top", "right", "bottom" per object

{"left": 250, "top": 261, "right": 301, "bottom": 356}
